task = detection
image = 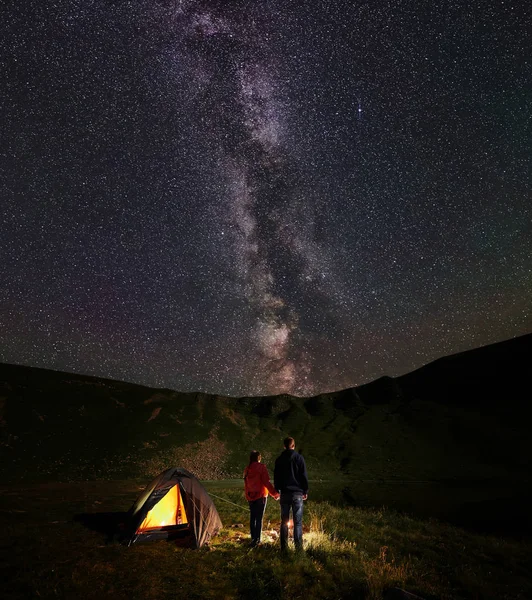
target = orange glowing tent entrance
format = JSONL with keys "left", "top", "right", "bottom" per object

{"left": 137, "top": 483, "right": 188, "bottom": 532}
{"left": 125, "top": 467, "right": 222, "bottom": 548}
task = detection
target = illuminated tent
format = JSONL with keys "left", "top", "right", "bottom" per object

{"left": 125, "top": 467, "right": 222, "bottom": 548}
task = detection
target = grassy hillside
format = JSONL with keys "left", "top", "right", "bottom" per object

{"left": 1, "top": 333, "right": 531, "bottom": 486}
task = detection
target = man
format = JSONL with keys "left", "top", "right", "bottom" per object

{"left": 274, "top": 436, "right": 309, "bottom": 551}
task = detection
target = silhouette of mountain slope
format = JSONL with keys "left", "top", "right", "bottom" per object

{"left": 1, "top": 333, "right": 530, "bottom": 483}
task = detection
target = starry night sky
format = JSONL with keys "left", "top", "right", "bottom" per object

{"left": 1, "top": 0, "right": 531, "bottom": 396}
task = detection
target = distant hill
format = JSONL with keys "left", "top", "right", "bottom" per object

{"left": 1, "top": 333, "right": 531, "bottom": 484}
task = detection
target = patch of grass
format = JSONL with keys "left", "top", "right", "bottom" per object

{"left": 1, "top": 481, "right": 530, "bottom": 599}
{"left": 363, "top": 546, "right": 412, "bottom": 600}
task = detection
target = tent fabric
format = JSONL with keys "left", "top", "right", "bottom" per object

{"left": 126, "top": 467, "right": 222, "bottom": 548}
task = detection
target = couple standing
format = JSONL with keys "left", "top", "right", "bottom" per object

{"left": 243, "top": 436, "right": 308, "bottom": 550}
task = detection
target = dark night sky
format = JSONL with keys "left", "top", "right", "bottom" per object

{"left": 1, "top": 0, "right": 531, "bottom": 396}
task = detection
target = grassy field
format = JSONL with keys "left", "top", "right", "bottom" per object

{"left": 1, "top": 479, "right": 530, "bottom": 600}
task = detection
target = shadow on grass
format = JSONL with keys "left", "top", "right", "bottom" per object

{"left": 74, "top": 511, "right": 129, "bottom": 543}
{"left": 450, "top": 497, "right": 532, "bottom": 537}
{"left": 341, "top": 483, "right": 532, "bottom": 539}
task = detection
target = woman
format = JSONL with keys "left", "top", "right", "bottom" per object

{"left": 244, "top": 450, "right": 279, "bottom": 546}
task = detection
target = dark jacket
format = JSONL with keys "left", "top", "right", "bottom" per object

{"left": 274, "top": 449, "right": 309, "bottom": 495}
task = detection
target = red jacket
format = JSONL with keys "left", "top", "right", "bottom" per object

{"left": 244, "top": 462, "right": 279, "bottom": 501}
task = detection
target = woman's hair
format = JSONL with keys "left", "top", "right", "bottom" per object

{"left": 249, "top": 450, "right": 261, "bottom": 463}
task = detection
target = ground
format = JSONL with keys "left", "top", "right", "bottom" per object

{"left": 1, "top": 480, "right": 531, "bottom": 599}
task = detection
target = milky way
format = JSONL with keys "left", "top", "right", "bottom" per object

{"left": 179, "top": 1, "right": 343, "bottom": 393}
{"left": 1, "top": 1, "right": 531, "bottom": 396}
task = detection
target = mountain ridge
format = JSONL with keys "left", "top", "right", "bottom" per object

{"left": 3, "top": 331, "right": 531, "bottom": 399}
{"left": 1, "top": 332, "right": 531, "bottom": 484}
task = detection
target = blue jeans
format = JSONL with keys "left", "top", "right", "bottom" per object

{"left": 249, "top": 497, "right": 267, "bottom": 543}
{"left": 280, "top": 492, "right": 304, "bottom": 550}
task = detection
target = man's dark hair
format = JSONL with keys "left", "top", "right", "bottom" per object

{"left": 283, "top": 437, "right": 295, "bottom": 449}
{"left": 249, "top": 450, "right": 261, "bottom": 463}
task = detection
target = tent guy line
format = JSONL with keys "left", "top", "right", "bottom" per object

{"left": 209, "top": 492, "right": 249, "bottom": 513}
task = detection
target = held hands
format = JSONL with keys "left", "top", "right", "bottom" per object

{"left": 270, "top": 493, "right": 306, "bottom": 501}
